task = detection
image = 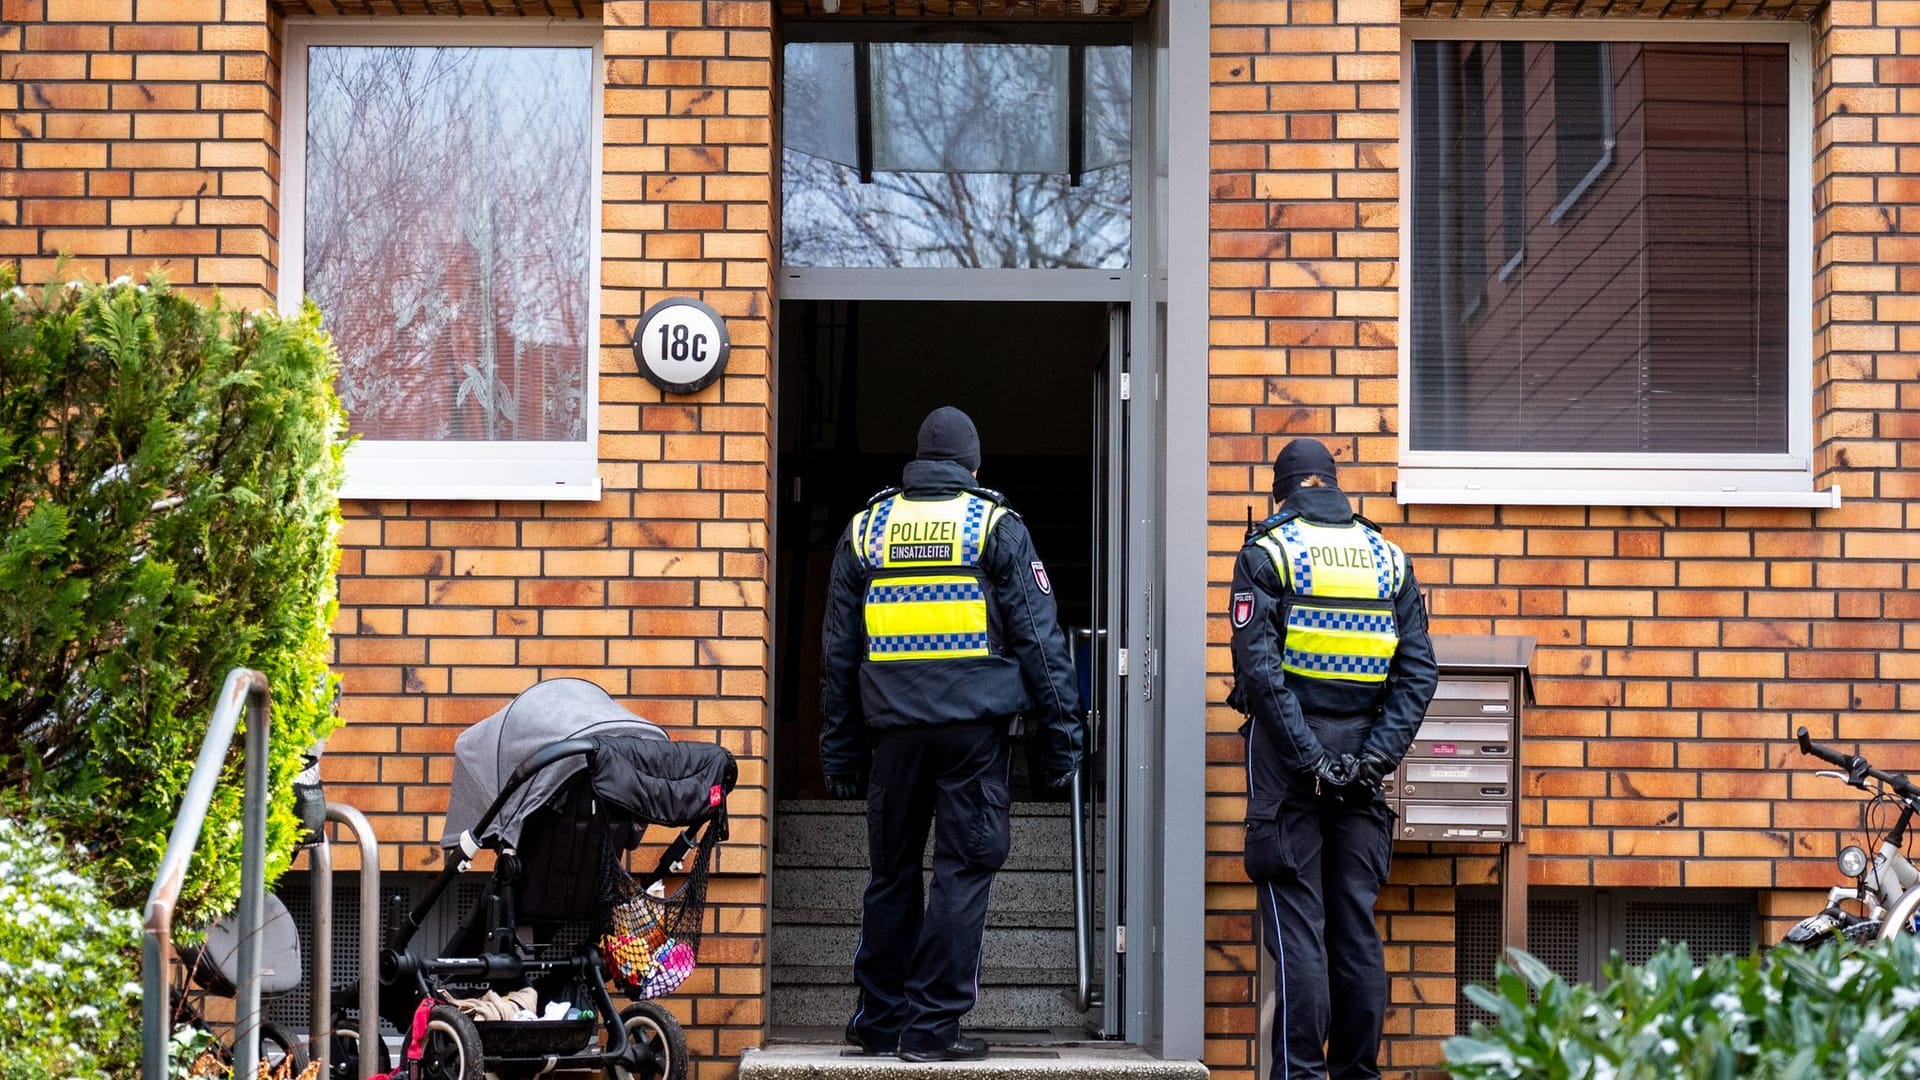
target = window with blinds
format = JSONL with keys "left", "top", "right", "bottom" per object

{"left": 1408, "top": 39, "right": 1792, "bottom": 460}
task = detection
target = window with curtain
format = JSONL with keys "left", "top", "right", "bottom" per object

{"left": 1408, "top": 39, "right": 1791, "bottom": 461}
{"left": 781, "top": 39, "right": 1132, "bottom": 269}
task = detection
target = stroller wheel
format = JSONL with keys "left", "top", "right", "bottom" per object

{"left": 611, "top": 1001, "right": 688, "bottom": 1080}
{"left": 418, "top": 1004, "right": 484, "bottom": 1080}
{"left": 257, "top": 1021, "right": 308, "bottom": 1077}
{"left": 329, "top": 1015, "right": 393, "bottom": 1080}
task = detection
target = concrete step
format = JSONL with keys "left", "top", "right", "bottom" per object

{"left": 740, "top": 1042, "right": 1208, "bottom": 1080}
{"left": 777, "top": 800, "right": 1100, "bottom": 871}
{"left": 771, "top": 982, "right": 1093, "bottom": 1030}
{"left": 774, "top": 925, "right": 1083, "bottom": 974}
{"left": 775, "top": 868, "right": 1102, "bottom": 926}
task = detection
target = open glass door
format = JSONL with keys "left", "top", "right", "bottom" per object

{"left": 1069, "top": 304, "right": 1129, "bottom": 1038}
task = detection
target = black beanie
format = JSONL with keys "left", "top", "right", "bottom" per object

{"left": 1272, "top": 438, "right": 1337, "bottom": 499}
{"left": 916, "top": 406, "right": 981, "bottom": 472}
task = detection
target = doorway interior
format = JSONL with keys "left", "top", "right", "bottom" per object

{"left": 771, "top": 298, "right": 1119, "bottom": 1040}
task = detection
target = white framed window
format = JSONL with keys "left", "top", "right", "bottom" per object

{"left": 282, "top": 21, "right": 604, "bottom": 501}
{"left": 1398, "top": 21, "right": 1834, "bottom": 509}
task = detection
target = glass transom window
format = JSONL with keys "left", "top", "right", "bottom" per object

{"left": 782, "top": 38, "right": 1132, "bottom": 270}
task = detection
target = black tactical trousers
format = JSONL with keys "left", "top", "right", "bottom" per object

{"left": 1245, "top": 720, "right": 1396, "bottom": 1080}
{"left": 849, "top": 721, "right": 1012, "bottom": 1054}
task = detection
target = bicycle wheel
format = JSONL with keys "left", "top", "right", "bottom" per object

{"left": 1879, "top": 885, "right": 1920, "bottom": 942}
{"left": 609, "top": 1001, "right": 688, "bottom": 1080}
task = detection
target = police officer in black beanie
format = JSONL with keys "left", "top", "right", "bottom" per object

{"left": 819, "top": 406, "right": 1082, "bottom": 1062}
{"left": 1228, "top": 438, "right": 1437, "bottom": 1079}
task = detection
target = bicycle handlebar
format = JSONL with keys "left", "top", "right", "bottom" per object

{"left": 1797, "top": 726, "right": 1920, "bottom": 802}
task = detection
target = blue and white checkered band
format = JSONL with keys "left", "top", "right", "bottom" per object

{"left": 867, "top": 582, "right": 986, "bottom": 605}
{"left": 1281, "top": 648, "right": 1392, "bottom": 678}
{"left": 869, "top": 632, "right": 994, "bottom": 655}
{"left": 1277, "top": 519, "right": 1313, "bottom": 592}
{"left": 960, "top": 496, "right": 990, "bottom": 563}
{"left": 1362, "top": 529, "right": 1394, "bottom": 597}
{"left": 1288, "top": 608, "right": 1395, "bottom": 635}
{"left": 861, "top": 498, "right": 895, "bottom": 566}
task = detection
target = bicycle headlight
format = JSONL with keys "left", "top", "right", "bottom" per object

{"left": 1838, "top": 845, "right": 1870, "bottom": 879}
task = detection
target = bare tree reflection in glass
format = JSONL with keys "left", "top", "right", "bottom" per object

{"left": 304, "top": 46, "right": 593, "bottom": 443}
{"left": 781, "top": 42, "right": 1132, "bottom": 270}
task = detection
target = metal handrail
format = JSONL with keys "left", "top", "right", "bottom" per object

{"left": 1068, "top": 767, "right": 1094, "bottom": 1011}
{"left": 1068, "top": 628, "right": 1106, "bottom": 1013}
{"left": 310, "top": 802, "right": 383, "bottom": 1079}
{"left": 143, "top": 668, "right": 273, "bottom": 1080}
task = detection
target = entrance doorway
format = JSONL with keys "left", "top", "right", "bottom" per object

{"left": 771, "top": 298, "right": 1126, "bottom": 1040}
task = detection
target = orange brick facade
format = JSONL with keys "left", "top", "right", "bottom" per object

{"left": 1204, "top": 0, "right": 1920, "bottom": 1075}
{"left": 4, "top": 1, "right": 1918, "bottom": 1078}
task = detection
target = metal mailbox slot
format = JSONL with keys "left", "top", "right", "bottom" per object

{"left": 1406, "top": 721, "right": 1512, "bottom": 760}
{"left": 1400, "top": 760, "right": 1510, "bottom": 802}
{"left": 1400, "top": 801, "right": 1513, "bottom": 842}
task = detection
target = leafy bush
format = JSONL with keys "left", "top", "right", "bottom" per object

{"left": 0, "top": 268, "right": 346, "bottom": 921}
{"left": 1446, "top": 937, "right": 1920, "bottom": 1079}
{"left": 0, "top": 816, "right": 143, "bottom": 1080}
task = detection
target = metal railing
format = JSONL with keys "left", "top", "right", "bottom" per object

{"left": 1069, "top": 628, "right": 1106, "bottom": 1013}
{"left": 309, "top": 802, "right": 383, "bottom": 1080}
{"left": 143, "top": 668, "right": 273, "bottom": 1080}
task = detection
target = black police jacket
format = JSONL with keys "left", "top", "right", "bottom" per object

{"left": 820, "top": 459, "right": 1083, "bottom": 782}
{"left": 1227, "top": 485, "right": 1439, "bottom": 777}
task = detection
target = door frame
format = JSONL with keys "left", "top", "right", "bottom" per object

{"left": 767, "top": 7, "right": 1210, "bottom": 1058}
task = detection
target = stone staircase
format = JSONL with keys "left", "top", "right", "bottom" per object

{"left": 772, "top": 799, "right": 1099, "bottom": 1033}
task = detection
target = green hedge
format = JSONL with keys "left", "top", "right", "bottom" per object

{"left": 0, "top": 269, "right": 346, "bottom": 921}
{"left": 1446, "top": 937, "right": 1920, "bottom": 1079}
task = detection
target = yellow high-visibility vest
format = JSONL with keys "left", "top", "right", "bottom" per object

{"left": 852, "top": 491, "right": 1008, "bottom": 663}
{"left": 1251, "top": 516, "right": 1406, "bottom": 684}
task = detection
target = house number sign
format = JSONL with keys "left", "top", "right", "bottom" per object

{"left": 635, "top": 297, "right": 731, "bottom": 395}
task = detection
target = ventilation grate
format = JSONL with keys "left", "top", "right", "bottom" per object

{"left": 1453, "top": 892, "right": 1585, "bottom": 1034}
{"left": 1455, "top": 889, "right": 1758, "bottom": 1035}
{"left": 1527, "top": 896, "right": 1585, "bottom": 983}
{"left": 1453, "top": 894, "right": 1502, "bottom": 1034}
{"left": 1619, "top": 896, "right": 1758, "bottom": 966}
{"left": 265, "top": 872, "right": 419, "bottom": 1035}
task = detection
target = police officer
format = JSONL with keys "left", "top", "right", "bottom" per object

{"left": 820, "top": 406, "right": 1082, "bottom": 1063}
{"left": 1229, "top": 438, "right": 1438, "bottom": 1080}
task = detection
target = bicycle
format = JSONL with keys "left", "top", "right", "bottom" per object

{"left": 1785, "top": 727, "right": 1920, "bottom": 946}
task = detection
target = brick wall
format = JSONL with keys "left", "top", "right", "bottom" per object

{"left": 4, "top": 1, "right": 777, "bottom": 1073}
{"left": 1205, "top": 1, "right": 1920, "bottom": 1077}
{"left": 318, "top": 3, "right": 779, "bottom": 1070}
{"left": 0, "top": 0, "right": 281, "bottom": 305}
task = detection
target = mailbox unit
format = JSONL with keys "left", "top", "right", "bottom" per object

{"left": 1389, "top": 635, "right": 1536, "bottom": 844}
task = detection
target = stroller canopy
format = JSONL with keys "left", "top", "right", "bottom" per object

{"left": 441, "top": 678, "right": 732, "bottom": 848}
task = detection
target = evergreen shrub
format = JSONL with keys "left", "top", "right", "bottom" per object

{"left": 0, "top": 268, "right": 346, "bottom": 921}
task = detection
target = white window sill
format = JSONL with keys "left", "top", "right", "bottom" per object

{"left": 1398, "top": 481, "right": 1841, "bottom": 509}
{"left": 339, "top": 442, "right": 604, "bottom": 503}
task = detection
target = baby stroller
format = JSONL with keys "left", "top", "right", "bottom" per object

{"left": 335, "top": 679, "right": 735, "bottom": 1080}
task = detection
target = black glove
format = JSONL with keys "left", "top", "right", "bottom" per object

{"left": 826, "top": 773, "right": 867, "bottom": 800}
{"left": 1310, "top": 752, "right": 1358, "bottom": 789}
{"left": 1352, "top": 746, "right": 1396, "bottom": 789}
{"left": 1046, "top": 768, "right": 1077, "bottom": 792}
